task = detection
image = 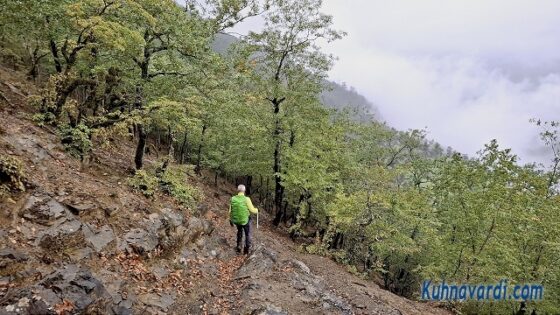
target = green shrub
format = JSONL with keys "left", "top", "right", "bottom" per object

{"left": 159, "top": 164, "right": 202, "bottom": 208}
{"left": 0, "top": 155, "right": 26, "bottom": 199}
{"left": 128, "top": 163, "right": 203, "bottom": 208}
{"left": 128, "top": 170, "right": 158, "bottom": 197}
{"left": 58, "top": 124, "right": 92, "bottom": 158}
{"left": 304, "top": 243, "right": 328, "bottom": 256}
{"left": 31, "top": 112, "right": 56, "bottom": 126}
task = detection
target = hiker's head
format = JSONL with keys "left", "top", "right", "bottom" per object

{"left": 237, "top": 184, "right": 246, "bottom": 193}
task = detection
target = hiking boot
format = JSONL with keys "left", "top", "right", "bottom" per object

{"left": 243, "top": 246, "right": 250, "bottom": 255}
{"left": 236, "top": 246, "right": 241, "bottom": 253}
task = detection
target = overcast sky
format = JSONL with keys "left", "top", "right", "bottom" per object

{"left": 228, "top": 0, "right": 560, "bottom": 166}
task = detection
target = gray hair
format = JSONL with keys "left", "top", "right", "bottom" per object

{"left": 237, "top": 184, "right": 246, "bottom": 192}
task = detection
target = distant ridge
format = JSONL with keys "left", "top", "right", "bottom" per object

{"left": 212, "top": 33, "right": 383, "bottom": 121}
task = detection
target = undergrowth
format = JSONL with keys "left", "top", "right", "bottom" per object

{"left": 58, "top": 124, "right": 92, "bottom": 159}
{"left": 0, "top": 155, "right": 26, "bottom": 200}
{"left": 129, "top": 162, "right": 203, "bottom": 209}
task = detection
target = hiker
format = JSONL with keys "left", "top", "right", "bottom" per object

{"left": 229, "top": 184, "right": 258, "bottom": 254}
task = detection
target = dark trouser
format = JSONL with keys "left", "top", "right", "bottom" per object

{"left": 236, "top": 217, "right": 252, "bottom": 252}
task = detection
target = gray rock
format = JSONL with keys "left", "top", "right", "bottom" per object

{"left": 196, "top": 204, "right": 208, "bottom": 215}
{"left": 4, "top": 265, "right": 111, "bottom": 314}
{"left": 26, "top": 298, "right": 52, "bottom": 315}
{"left": 251, "top": 304, "right": 288, "bottom": 315}
{"left": 321, "top": 292, "right": 352, "bottom": 314}
{"left": 19, "top": 223, "right": 40, "bottom": 241}
{"left": 63, "top": 201, "right": 96, "bottom": 215}
{"left": 202, "top": 219, "right": 214, "bottom": 235}
{"left": 5, "top": 133, "right": 55, "bottom": 163}
{"left": 236, "top": 245, "right": 277, "bottom": 279}
{"left": 111, "top": 305, "right": 133, "bottom": 315}
{"left": 0, "top": 276, "right": 11, "bottom": 286}
{"left": 290, "top": 259, "right": 311, "bottom": 275}
{"left": 35, "top": 219, "right": 82, "bottom": 248}
{"left": 94, "top": 271, "right": 123, "bottom": 305}
{"left": 21, "top": 195, "right": 69, "bottom": 225}
{"left": 122, "top": 229, "right": 158, "bottom": 254}
{"left": 0, "top": 248, "right": 28, "bottom": 262}
{"left": 160, "top": 208, "right": 184, "bottom": 227}
{"left": 119, "top": 292, "right": 136, "bottom": 309}
{"left": 287, "top": 261, "right": 353, "bottom": 315}
{"left": 39, "top": 265, "right": 110, "bottom": 312}
{"left": 146, "top": 213, "right": 164, "bottom": 232}
{"left": 139, "top": 293, "right": 175, "bottom": 311}
{"left": 175, "top": 225, "right": 187, "bottom": 238}
{"left": 84, "top": 225, "right": 115, "bottom": 252}
{"left": 3, "top": 296, "right": 54, "bottom": 315}
{"left": 151, "top": 266, "right": 169, "bottom": 280}
{"left": 185, "top": 217, "right": 213, "bottom": 244}
{"left": 103, "top": 205, "right": 120, "bottom": 217}
{"left": 70, "top": 247, "right": 93, "bottom": 261}
{"left": 185, "top": 217, "right": 204, "bottom": 243}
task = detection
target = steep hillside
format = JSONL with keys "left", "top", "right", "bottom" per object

{"left": 0, "top": 67, "right": 449, "bottom": 314}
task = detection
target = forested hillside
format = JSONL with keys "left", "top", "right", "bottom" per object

{"left": 213, "top": 33, "right": 382, "bottom": 121}
{"left": 1, "top": 0, "right": 559, "bottom": 314}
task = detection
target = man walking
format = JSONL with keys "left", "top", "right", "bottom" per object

{"left": 229, "top": 184, "right": 258, "bottom": 254}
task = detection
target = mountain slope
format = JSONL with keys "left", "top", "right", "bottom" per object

{"left": 0, "top": 66, "right": 448, "bottom": 314}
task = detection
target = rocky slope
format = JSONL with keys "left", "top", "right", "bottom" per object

{"left": 0, "top": 66, "right": 449, "bottom": 314}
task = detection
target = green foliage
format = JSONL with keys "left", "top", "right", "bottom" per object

{"left": 31, "top": 113, "right": 57, "bottom": 127}
{"left": 58, "top": 124, "right": 92, "bottom": 158}
{"left": 128, "top": 164, "right": 202, "bottom": 208}
{"left": 0, "top": 155, "right": 27, "bottom": 200}
{"left": 159, "top": 164, "right": 203, "bottom": 208}
{"left": 128, "top": 170, "right": 158, "bottom": 197}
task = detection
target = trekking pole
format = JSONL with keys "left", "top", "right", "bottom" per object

{"left": 256, "top": 211, "right": 259, "bottom": 229}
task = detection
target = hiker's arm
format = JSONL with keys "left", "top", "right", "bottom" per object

{"left": 228, "top": 203, "right": 233, "bottom": 226}
{"left": 246, "top": 197, "right": 258, "bottom": 214}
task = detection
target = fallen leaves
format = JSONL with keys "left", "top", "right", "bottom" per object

{"left": 213, "top": 256, "right": 246, "bottom": 311}
{"left": 114, "top": 252, "right": 192, "bottom": 296}
{"left": 115, "top": 252, "right": 156, "bottom": 283}
{"left": 53, "top": 299, "right": 74, "bottom": 315}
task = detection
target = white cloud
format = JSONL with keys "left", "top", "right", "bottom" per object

{"left": 318, "top": 0, "right": 560, "bottom": 165}
{"left": 228, "top": 0, "right": 560, "bottom": 165}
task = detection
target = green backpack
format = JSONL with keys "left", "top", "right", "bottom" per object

{"left": 230, "top": 195, "right": 250, "bottom": 225}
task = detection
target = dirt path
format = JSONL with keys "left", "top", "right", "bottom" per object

{"left": 197, "top": 181, "right": 450, "bottom": 315}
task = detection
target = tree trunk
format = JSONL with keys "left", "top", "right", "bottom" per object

{"left": 246, "top": 175, "right": 252, "bottom": 195}
{"left": 49, "top": 40, "right": 62, "bottom": 73}
{"left": 27, "top": 48, "right": 39, "bottom": 80}
{"left": 272, "top": 99, "right": 284, "bottom": 226}
{"left": 258, "top": 175, "right": 264, "bottom": 200}
{"left": 195, "top": 124, "right": 206, "bottom": 175}
{"left": 167, "top": 130, "right": 175, "bottom": 163}
{"left": 178, "top": 132, "right": 188, "bottom": 163}
{"left": 134, "top": 124, "right": 147, "bottom": 170}
{"left": 293, "top": 193, "right": 305, "bottom": 225}
{"left": 53, "top": 78, "right": 95, "bottom": 120}
{"left": 282, "top": 200, "right": 289, "bottom": 224}
{"left": 265, "top": 177, "right": 271, "bottom": 212}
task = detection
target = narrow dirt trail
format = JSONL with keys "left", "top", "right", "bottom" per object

{"left": 195, "top": 181, "right": 450, "bottom": 315}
